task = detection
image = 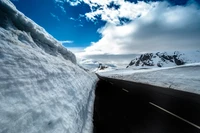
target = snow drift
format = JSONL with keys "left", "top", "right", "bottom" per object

{"left": 0, "top": 0, "right": 98, "bottom": 133}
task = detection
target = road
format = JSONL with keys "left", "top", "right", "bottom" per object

{"left": 93, "top": 75, "right": 200, "bottom": 133}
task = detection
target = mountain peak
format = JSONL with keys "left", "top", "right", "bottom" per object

{"left": 127, "top": 51, "right": 200, "bottom": 68}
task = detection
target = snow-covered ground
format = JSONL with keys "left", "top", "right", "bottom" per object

{"left": 99, "top": 63, "right": 200, "bottom": 95}
{"left": 0, "top": 0, "right": 98, "bottom": 133}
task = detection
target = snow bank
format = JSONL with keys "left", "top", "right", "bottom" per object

{"left": 0, "top": 0, "right": 98, "bottom": 133}
{"left": 99, "top": 64, "right": 200, "bottom": 95}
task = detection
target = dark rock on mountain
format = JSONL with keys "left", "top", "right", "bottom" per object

{"left": 127, "top": 51, "right": 186, "bottom": 68}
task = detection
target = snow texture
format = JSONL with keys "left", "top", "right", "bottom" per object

{"left": 0, "top": 0, "right": 98, "bottom": 133}
{"left": 99, "top": 63, "right": 200, "bottom": 95}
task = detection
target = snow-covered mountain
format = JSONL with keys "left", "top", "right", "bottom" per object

{"left": 127, "top": 51, "right": 200, "bottom": 68}
{"left": 0, "top": 1, "right": 97, "bottom": 133}
{"left": 79, "top": 59, "right": 117, "bottom": 72}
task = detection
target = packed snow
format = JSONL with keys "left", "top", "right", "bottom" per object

{"left": 99, "top": 63, "right": 200, "bottom": 95}
{"left": 0, "top": 0, "right": 98, "bottom": 133}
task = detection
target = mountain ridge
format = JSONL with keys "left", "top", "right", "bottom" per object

{"left": 127, "top": 51, "right": 200, "bottom": 68}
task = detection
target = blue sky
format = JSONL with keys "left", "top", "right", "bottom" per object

{"left": 11, "top": 0, "right": 200, "bottom": 57}
{"left": 11, "top": 0, "right": 105, "bottom": 47}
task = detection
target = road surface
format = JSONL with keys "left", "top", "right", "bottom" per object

{"left": 93, "top": 75, "right": 200, "bottom": 133}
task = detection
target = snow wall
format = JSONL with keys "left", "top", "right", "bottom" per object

{"left": 0, "top": 0, "right": 98, "bottom": 133}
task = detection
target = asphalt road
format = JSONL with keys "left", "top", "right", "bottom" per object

{"left": 93, "top": 75, "right": 200, "bottom": 133}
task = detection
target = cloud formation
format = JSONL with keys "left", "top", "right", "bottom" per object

{"left": 56, "top": 0, "right": 200, "bottom": 55}
{"left": 83, "top": 1, "right": 200, "bottom": 54}
{"left": 59, "top": 40, "right": 74, "bottom": 44}
{"left": 84, "top": 0, "right": 158, "bottom": 25}
{"left": 64, "top": 0, "right": 157, "bottom": 25}
{"left": 50, "top": 13, "right": 60, "bottom": 21}
{"left": 54, "top": 0, "right": 66, "bottom": 13}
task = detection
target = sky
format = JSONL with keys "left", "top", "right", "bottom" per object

{"left": 11, "top": 0, "right": 200, "bottom": 61}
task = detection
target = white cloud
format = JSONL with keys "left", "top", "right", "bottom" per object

{"left": 50, "top": 13, "right": 60, "bottom": 21}
{"left": 69, "top": 17, "right": 76, "bottom": 21}
{"left": 54, "top": 0, "right": 66, "bottom": 13}
{"left": 67, "top": 47, "right": 85, "bottom": 53}
{"left": 67, "top": 0, "right": 82, "bottom": 6}
{"left": 59, "top": 40, "right": 74, "bottom": 44}
{"left": 56, "top": 0, "right": 200, "bottom": 55}
{"left": 85, "top": 0, "right": 158, "bottom": 25}
{"left": 63, "top": 0, "right": 158, "bottom": 25}
{"left": 83, "top": 1, "right": 200, "bottom": 55}
{"left": 55, "top": 0, "right": 81, "bottom": 7}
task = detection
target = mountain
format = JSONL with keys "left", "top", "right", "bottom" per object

{"left": 79, "top": 59, "right": 117, "bottom": 72}
{"left": 127, "top": 51, "right": 200, "bottom": 68}
{"left": 0, "top": 1, "right": 97, "bottom": 133}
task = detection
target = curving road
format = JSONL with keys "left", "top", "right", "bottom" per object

{"left": 93, "top": 75, "right": 200, "bottom": 133}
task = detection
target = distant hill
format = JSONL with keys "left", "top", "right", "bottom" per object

{"left": 127, "top": 51, "right": 200, "bottom": 68}
{"left": 79, "top": 59, "right": 117, "bottom": 72}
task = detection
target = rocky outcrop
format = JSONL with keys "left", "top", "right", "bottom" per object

{"left": 127, "top": 51, "right": 191, "bottom": 68}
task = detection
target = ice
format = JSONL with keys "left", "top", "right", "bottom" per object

{"left": 0, "top": 0, "right": 98, "bottom": 133}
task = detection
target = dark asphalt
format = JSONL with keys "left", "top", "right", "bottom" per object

{"left": 93, "top": 76, "right": 200, "bottom": 133}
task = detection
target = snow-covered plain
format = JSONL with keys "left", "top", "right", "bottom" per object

{"left": 0, "top": 0, "right": 98, "bottom": 133}
{"left": 99, "top": 63, "right": 200, "bottom": 95}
